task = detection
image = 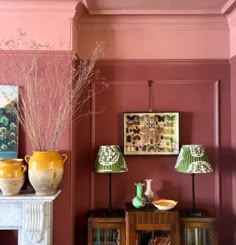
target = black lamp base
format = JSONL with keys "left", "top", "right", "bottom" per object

{"left": 104, "top": 208, "right": 113, "bottom": 217}
{"left": 188, "top": 208, "right": 203, "bottom": 217}
{"left": 189, "top": 173, "right": 203, "bottom": 217}
{"left": 98, "top": 209, "right": 124, "bottom": 218}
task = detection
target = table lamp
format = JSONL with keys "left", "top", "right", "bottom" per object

{"left": 175, "top": 145, "right": 213, "bottom": 216}
{"left": 94, "top": 145, "right": 128, "bottom": 214}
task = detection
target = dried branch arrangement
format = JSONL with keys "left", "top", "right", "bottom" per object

{"left": 0, "top": 29, "right": 106, "bottom": 151}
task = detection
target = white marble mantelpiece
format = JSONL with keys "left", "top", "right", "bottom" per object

{"left": 0, "top": 190, "right": 60, "bottom": 245}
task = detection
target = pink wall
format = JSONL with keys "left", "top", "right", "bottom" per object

{"left": 71, "top": 59, "right": 232, "bottom": 244}
{"left": 0, "top": 56, "right": 232, "bottom": 244}
{"left": 0, "top": 2, "right": 77, "bottom": 245}
{"left": 0, "top": 53, "right": 73, "bottom": 245}
{"left": 77, "top": 15, "right": 230, "bottom": 59}
{"left": 230, "top": 55, "right": 236, "bottom": 242}
{"left": 0, "top": 1, "right": 77, "bottom": 51}
{"left": 228, "top": 8, "right": 236, "bottom": 57}
{"left": 0, "top": 1, "right": 235, "bottom": 244}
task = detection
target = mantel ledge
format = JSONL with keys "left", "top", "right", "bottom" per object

{"left": 0, "top": 190, "right": 61, "bottom": 202}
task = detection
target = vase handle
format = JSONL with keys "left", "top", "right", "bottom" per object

{"left": 61, "top": 154, "right": 67, "bottom": 163}
{"left": 24, "top": 155, "right": 31, "bottom": 163}
{"left": 21, "top": 165, "right": 27, "bottom": 173}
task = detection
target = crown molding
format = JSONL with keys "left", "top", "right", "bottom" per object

{"left": 230, "top": 54, "right": 236, "bottom": 63}
{"left": 229, "top": 17, "right": 236, "bottom": 28}
{"left": 221, "top": 0, "right": 236, "bottom": 14}
{"left": 0, "top": 1, "right": 78, "bottom": 17}
{"left": 77, "top": 15, "right": 228, "bottom": 31}
{"left": 226, "top": 6, "right": 236, "bottom": 28}
{"left": 88, "top": 8, "right": 221, "bottom": 15}
{"left": 97, "top": 59, "right": 229, "bottom": 67}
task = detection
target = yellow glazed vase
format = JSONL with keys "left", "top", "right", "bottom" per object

{"left": 0, "top": 158, "right": 27, "bottom": 196}
{"left": 25, "top": 151, "right": 67, "bottom": 196}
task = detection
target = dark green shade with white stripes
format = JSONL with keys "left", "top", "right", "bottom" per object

{"left": 175, "top": 145, "right": 213, "bottom": 174}
{"left": 94, "top": 145, "right": 128, "bottom": 173}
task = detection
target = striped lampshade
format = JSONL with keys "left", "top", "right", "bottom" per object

{"left": 94, "top": 145, "right": 128, "bottom": 173}
{"left": 175, "top": 145, "right": 213, "bottom": 174}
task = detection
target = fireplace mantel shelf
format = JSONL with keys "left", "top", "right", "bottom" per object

{"left": 0, "top": 190, "right": 61, "bottom": 201}
{"left": 0, "top": 190, "right": 61, "bottom": 245}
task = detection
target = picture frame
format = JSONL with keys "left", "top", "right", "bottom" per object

{"left": 123, "top": 111, "right": 180, "bottom": 156}
{"left": 0, "top": 85, "right": 19, "bottom": 159}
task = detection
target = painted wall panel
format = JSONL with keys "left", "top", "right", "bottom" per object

{"left": 230, "top": 56, "right": 236, "bottom": 243}
{"left": 0, "top": 17, "right": 73, "bottom": 50}
{"left": 92, "top": 80, "right": 215, "bottom": 210}
{"left": 228, "top": 7, "right": 236, "bottom": 57}
{"left": 93, "top": 80, "right": 217, "bottom": 213}
{"left": 0, "top": 2, "right": 77, "bottom": 243}
{"left": 77, "top": 25, "right": 229, "bottom": 59}
{"left": 0, "top": 53, "right": 73, "bottom": 245}
{"left": 73, "top": 59, "right": 231, "bottom": 244}
{"left": 230, "top": 25, "right": 236, "bottom": 57}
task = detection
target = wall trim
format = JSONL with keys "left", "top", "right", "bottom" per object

{"left": 90, "top": 78, "right": 222, "bottom": 217}
{"left": 0, "top": 1, "right": 78, "bottom": 17}
{"left": 230, "top": 54, "right": 236, "bottom": 63}
{"left": 221, "top": 0, "right": 236, "bottom": 14}
{"left": 97, "top": 59, "right": 229, "bottom": 67}
{"left": 88, "top": 9, "right": 221, "bottom": 15}
{"left": 214, "top": 80, "right": 221, "bottom": 225}
{"left": 227, "top": 7, "right": 236, "bottom": 28}
{"left": 77, "top": 15, "right": 228, "bottom": 31}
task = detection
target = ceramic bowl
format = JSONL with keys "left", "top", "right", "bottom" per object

{"left": 152, "top": 199, "right": 178, "bottom": 210}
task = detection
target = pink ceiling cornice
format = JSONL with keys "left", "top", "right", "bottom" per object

{"left": 0, "top": 1, "right": 78, "bottom": 16}
{"left": 226, "top": 5, "right": 236, "bottom": 29}
{"left": 87, "top": 9, "right": 221, "bottom": 15}
{"left": 77, "top": 14, "right": 228, "bottom": 31}
{"left": 83, "top": 0, "right": 236, "bottom": 16}
{"left": 221, "top": 0, "right": 236, "bottom": 14}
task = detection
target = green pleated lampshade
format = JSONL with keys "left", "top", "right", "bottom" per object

{"left": 175, "top": 145, "right": 213, "bottom": 174}
{"left": 94, "top": 145, "right": 128, "bottom": 173}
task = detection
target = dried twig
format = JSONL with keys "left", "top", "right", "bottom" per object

{"left": 0, "top": 29, "right": 107, "bottom": 151}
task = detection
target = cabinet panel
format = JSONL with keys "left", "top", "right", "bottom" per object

{"left": 88, "top": 210, "right": 125, "bottom": 245}
{"left": 125, "top": 203, "right": 180, "bottom": 245}
{"left": 180, "top": 211, "right": 218, "bottom": 245}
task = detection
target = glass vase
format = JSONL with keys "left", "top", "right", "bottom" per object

{"left": 144, "top": 179, "right": 155, "bottom": 205}
{"left": 132, "top": 183, "right": 146, "bottom": 209}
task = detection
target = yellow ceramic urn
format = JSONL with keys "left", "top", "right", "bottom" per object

{"left": 25, "top": 151, "right": 67, "bottom": 195}
{"left": 0, "top": 158, "right": 27, "bottom": 196}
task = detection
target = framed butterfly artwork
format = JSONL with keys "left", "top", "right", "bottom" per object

{"left": 123, "top": 112, "right": 180, "bottom": 155}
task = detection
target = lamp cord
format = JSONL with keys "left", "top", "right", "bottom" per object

{"left": 192, "top": 173, "right": 196, "bottom": 209}
{"left": 148, "top": 80, "right": 153, "bottom": 112}
{"left": 108, "top": 173, "right": 112, "bottom": 213}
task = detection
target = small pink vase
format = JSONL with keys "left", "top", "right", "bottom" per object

{"left": 144, "top": 179, "right": 155, "bottom": 204}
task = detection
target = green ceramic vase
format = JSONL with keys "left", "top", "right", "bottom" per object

{"left": 132, "top": 183, "right": 146, "bottom": 209}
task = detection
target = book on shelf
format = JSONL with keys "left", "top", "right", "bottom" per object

{"left": 185, "top": 227, "right": 212, "bottom": 245}
{"left": 92, "top": 228, "right": 121, "bottom": 245}
{"left": 93, "top": 229, "right": 104, "bottom": 244}
{"left": 136, "top": 230, "right": 171, "bottom": 245}
{"left": 106, "top": 229, "right": 119, "bottom": 245}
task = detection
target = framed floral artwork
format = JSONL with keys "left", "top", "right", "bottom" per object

{"left": 123, "top": 112, "right": 180, "bottom": 155}
{"left": 0, "top": 85, "right": 19, "bottom": 159}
